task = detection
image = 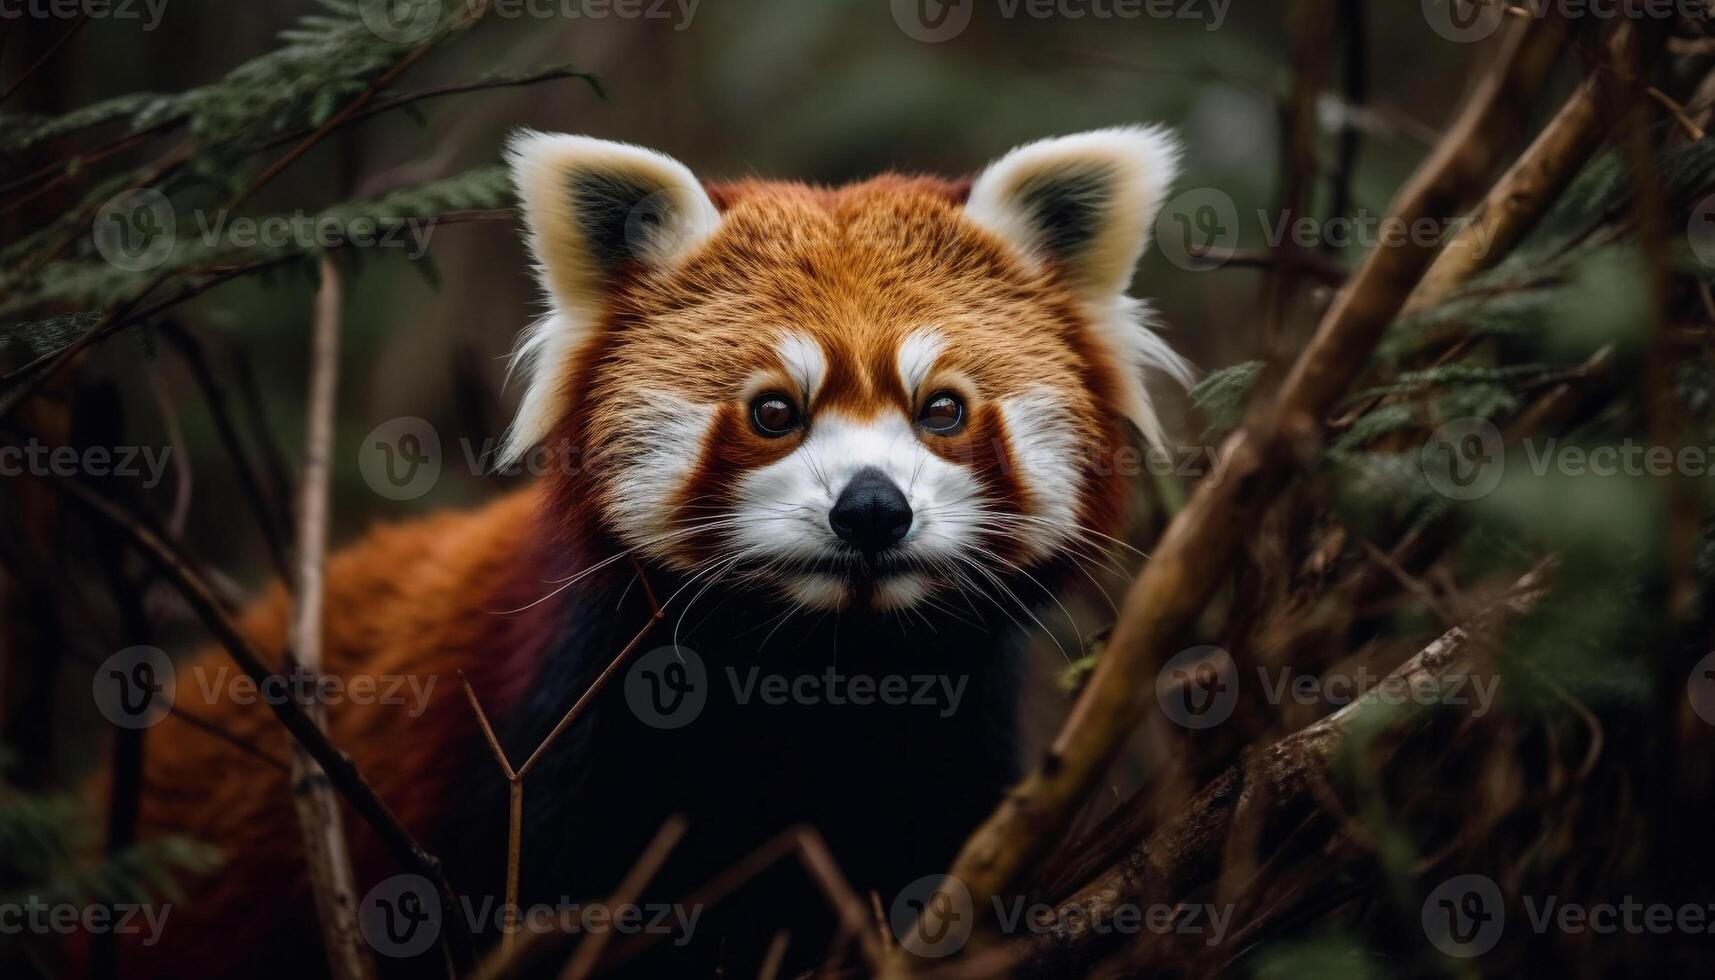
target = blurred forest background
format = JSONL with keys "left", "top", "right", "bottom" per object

{"left": 6, "top": 0, "right": 1715, "bottom": 977}
{"left": 1, "top": 0, "right": 1493, "bottom": 771}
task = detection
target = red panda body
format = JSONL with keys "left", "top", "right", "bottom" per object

{"left": 115, "top": 129, "right": 1192, "bottom": 977}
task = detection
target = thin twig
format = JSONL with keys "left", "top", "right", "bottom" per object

{"left": 460, "top": 556, "right": 664, "bottom": 960}
{"left": 464, "top": 816, "right": 688, "bottom": 980}
{"left": 159, "top": 321, "right": 293, "bottom": 582}
{"left": 0, "top": 16, "right": 88, "bottom": 107}
{"left": 755, "top": 931, "right": 791, "bottom": 980}
{"left": 1326, "top": 0, "right": 1368, "bottom": 236}
{"left": 558, "top": 816, "right": 690, "bottom": 980}
{"left": 0, "top": 209, "right": 512, "bottom": 423}
{"left": 1647, "top": 86, "right": 1706, "bottom": 141}
{"left": 1188, "top": 246, "right": 1348, "bottom": 287}
{"left": 600, "top": 826, "right": 881, "bottom": 974}
{"left": 250, "top": 67, "right": 603, "bottom": 157}
{"left": 286, "top": 258, "right": 374, "bottom": 980}
{"left": 1031, "top": 566, "right": 1548, "bottom": 965}
{"left": 49, "top": 477, "right": 476, "bottom": 971}
{"left": 516, "top": 560, "right": 663, "bottom": 779}
{"left": 1263, "top": 0, "right": 1335, "bottom": 344}
{"left": 223, "top": 0, "right": 495, "bottom": 212}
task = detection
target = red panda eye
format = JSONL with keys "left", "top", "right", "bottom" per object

{"left": 750, "top": 394, "right": 801, "bottom": 437}
{"left": 917, "top": 392, "right": 964, "bottom": 434}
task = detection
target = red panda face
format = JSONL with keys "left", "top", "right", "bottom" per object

{"left": 505, "top": 129, "right": 1190, "bottom": 611}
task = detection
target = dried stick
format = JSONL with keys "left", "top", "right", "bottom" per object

{"left": 286, "top": 259, "right": 375, "bottom": 980}
{"left": 557, "top": 815, "right": 689, "bottom": 980}
{"left": 467, "top": 816, "right": 687, "bottom": 980}
{"left": 598, "top": 826, "right": 882, "bottom": 974}
{"left": 159, "top": 321, "right": 293, "bottom": 583}
{"left": 51, "top": 477, "right": 475, "bottom": 970}
{"left": 460, "top": 562, "right": 665, "bottom": 957}
{"left": 755, "top": 931, "right": 791, "bottom": 980}
{"left": 1033, "top": 566, "right": 1548, "bottom": 963}
{"left": 0, "top": 15, "right": 88, "bottom": 106}
{"left": 1263, "top": 0, "right": 1334, "bottom": 344}
{"left": 1325, "top": 0, "right": 1367, "bottom": 235}
{"left": 1403, "top": 22, "right": 1652, "bottom": 314}
{"left": 907, "top": 18, "right": 1570, "bottom": 954}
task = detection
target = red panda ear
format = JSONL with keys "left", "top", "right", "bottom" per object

{"left": 500, "top": 131, "right": 719, "bottom": 466}
{"left": 966, "top": 126, "right": 1193, "bottom": 448}
{"left": 964, "top": 125, "right": 1181, "bottom": 298}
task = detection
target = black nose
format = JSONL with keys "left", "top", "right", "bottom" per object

{"left": 829, "top": 468, "right": 913, "bottom": 555}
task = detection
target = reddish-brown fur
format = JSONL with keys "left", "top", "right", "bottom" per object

{"left": 553, "top": 176, "right": 1133, "bottom": 564}
{"left": 106, "top": 173, "right": 1145, "bottom": 975}
{"left": 110, "top": 489, "right": 552, "bottom": 976}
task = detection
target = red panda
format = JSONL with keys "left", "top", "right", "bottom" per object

{"left": 111, "top": 125, "right": 1191, "bottom": 978}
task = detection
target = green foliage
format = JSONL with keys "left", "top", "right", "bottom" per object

{"left": 1, "top": 165, "right": 514, "bottom": 319}
{"left": 0, "top": 0, "right": 503, "bottom": 156}
{"left": 0, "top": 313, "right": 104, "bottom": 359}
{"left": 0, "top": 753, "right": 221, "bottom": 918}
{"left": 0, "top": 1, "right": 590, "bottom": 396}
{"left": 1248, "top": 935, "right": 1382, "bottom": 980}
{"left": 1189, "top": 359, "right": 1263, "bottom": 439}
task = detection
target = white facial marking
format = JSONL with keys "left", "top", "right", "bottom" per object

{"left": 783, "top": 573, "right": 849, "bottom": 610}
{"left": 605, "top": 390, "right": 716, "bottom": 558}
{"left": 776, "top": 332, "right": 827, "bottom": 403}
{"left": 874, "top": 573, "right": 932, "bottom": 610}
{"left": 998, "top": 388, "right": 1082, "bottom": 562}
{"left": 896, "top": 329, "right": 945, "bottom": 398}
{"left": 729, "top": 411, "right": 986, "bottom": 609}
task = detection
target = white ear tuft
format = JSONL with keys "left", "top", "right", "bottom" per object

{"left": 965, "top": 125, "right": 1181, "bottom": 298}
{"left": 966, "top": 126, "right": 1191, "bottom": 446}
{"left": 500, "top": 131, "right": 720, "bottom": 468}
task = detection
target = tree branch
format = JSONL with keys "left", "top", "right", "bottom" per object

{"left": 1034, "top": 566, "right": 1547, "bottom": 967}
{"left": 904, "top": 17, "right": 1570, "bottom": 956}
{"left": 286, "top": 258, "right": 375, "bottom": 980}
{"left": 1403, "top": 21, "right": 1653, "bottom": 314}
{"left": 50, "top": 477, "right": 475, "bottom": 971}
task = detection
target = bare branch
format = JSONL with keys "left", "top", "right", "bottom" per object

{"left": 909, "top": 17, "right": 1571, "bottom": 952}
{"left": 286, "top": 258, "right": 375, "bottom": 980}
{"left": 50, "top": 477, "right": 475, "bottom": 971}
{"left": 1034, "top": 566, "right": 1548, "bottom": 966}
